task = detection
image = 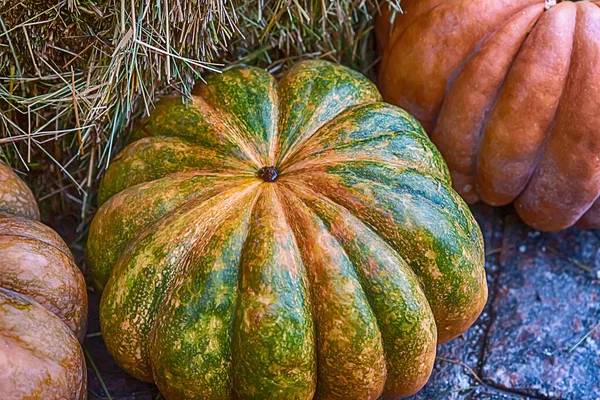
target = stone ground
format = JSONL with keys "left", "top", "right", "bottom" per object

{"left": 76, "top": 204, "right": 600, "bottom": 400}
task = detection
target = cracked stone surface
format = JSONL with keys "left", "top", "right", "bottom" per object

{"left": 480, "top": 215, "right": 600, "bottom": 400}
{"left": 78, "top": 204, "right": 600, "bottom": 400}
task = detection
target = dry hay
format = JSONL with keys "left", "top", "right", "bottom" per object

{"left": 0, "top": 0, "right": 400, "bottom": 234}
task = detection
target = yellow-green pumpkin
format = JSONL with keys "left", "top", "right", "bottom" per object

{"left": 88, "top": 60, "right": 487, "bottom": 400}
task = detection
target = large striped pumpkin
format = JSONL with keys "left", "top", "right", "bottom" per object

{"left": 0, "top": 163, "right": 87, "bottom": 399}
{"left": 88, "top": 60, "right": 487, "bottom": 400}
{"left": 377, "top": 0, "right": 600, "bottom": 231}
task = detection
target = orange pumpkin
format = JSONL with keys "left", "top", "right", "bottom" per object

{"left": 0, "top": 163, "right": 87, "bottom": 399}
{"left": 377, "top": 0, "right": 600, "bottom": 231}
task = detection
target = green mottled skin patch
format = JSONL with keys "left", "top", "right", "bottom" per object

{"left": 90, "top": 60, "right": 487, "bottom": 399}
{"left": 281, "top": 103, "right": 451, "bottom": 183}
{"left": 195, "top": 68, "right": 279, "bottom": 165}
{"left": 283, "top": 186, "right": 437, "bottom": 399}
{"left": 149, "top": 189, "right": 256, "bottom": 399}
{"left": 98, "top": 137, "right": 253, "bottom": 204}
{"left": 89, "top": 172, "right": 249, "bottom": 289}
{"left": 281, "top": 191, "right": 386, "bottom": 400}
{"left": 100, "top": 182, "right": 260, "bottom": 381}
{"left": 277, "top": 60, "right": 382, "bottom": 164}
{"left": 284, "top": 162, "right": 486, "bottom": 342}
{"left": 232, "top": 186, "right": 315, "bottom": 399}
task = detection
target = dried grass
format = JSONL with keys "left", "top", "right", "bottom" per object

{"left": 0, "top": 0, "right": 400, "bottom": 229}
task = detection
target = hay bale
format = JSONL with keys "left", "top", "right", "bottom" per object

{"left": 0, "top": 0, "right": 399, "bottom": 227}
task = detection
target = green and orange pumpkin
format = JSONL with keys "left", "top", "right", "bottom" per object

{"left": 88, "top": 60, "right": 487, "bottom": 399}
{"left": 377, "top": 0, "right": 600, "bottom": 231}
{"left": 0, "top": 163, "right": 87, "bottom": 399}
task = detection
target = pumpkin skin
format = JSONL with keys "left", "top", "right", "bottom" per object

{"left": 0, "top": 163, "right": 40, "bottom": 220}
{"left": 377, "top": 0, "right": 600, "bottom": 231}
{"left": 0, "top": 163, "right": 87, "bottom": 399}
{"left": 88, "top": 60, "right": 487, "bottom": 400}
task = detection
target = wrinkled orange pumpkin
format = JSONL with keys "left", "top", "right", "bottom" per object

{"left": 377, "top": 0, "right": 600, "bottom": 231}
{"left": 0, "top": 163, "right": 88, "bottom": 399}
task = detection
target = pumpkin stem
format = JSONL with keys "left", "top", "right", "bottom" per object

{"left": 257, "top": 166, "right": 279, "bottom": 182}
